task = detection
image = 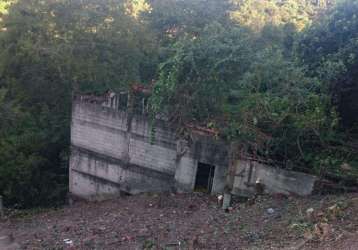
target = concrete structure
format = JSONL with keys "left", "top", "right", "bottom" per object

{"left": 232, "top": 160, "right": 317, "bottom": 197}
{"left": 70, "top": 94, "right": 228, "bottom": 200}
{"left": 69, "top": 93, "right": 317, "bottom": 200}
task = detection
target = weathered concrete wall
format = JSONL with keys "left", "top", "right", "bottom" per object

{"left": 70, "top": 98, "right": 228, "bottom": 199}
{"left": 69, "top": 147, "right": 173, "bottom": 200}
{"left": 232, "top": 160, "right": 317, "bottom": 196}
{"left": 70, "top": 96, "right": 317, "bottom": 200}
{"left": 130, "top": 115, "right": 177, "bottom": 175}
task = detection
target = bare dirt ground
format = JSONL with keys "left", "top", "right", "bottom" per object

{"left": 1, "top": 193, "right": 358, "bottom": 250}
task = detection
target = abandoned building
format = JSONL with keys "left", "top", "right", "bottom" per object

{"left": 69, "top": 89, "right": 317, "bottom": 200}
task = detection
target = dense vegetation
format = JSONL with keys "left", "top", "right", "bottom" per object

{"left": 0, "top": 0, "right": 357, "bottom": 208}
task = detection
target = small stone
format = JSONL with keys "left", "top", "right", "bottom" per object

{"left": 341, "top": 163, "right": 352, "bottom": 171}
{"left": 267, "top": 208, "right": 275, "bottom": 214}
{"left": 306, "top": 208, "right": 314, "bottom": 214}
{"left": 306, "top": 208, "right": 314, "bottom": 220}
{"left": 63, "top": 239, "right": 73, "bottom": 246}
{"left": 0, "top": 235, "right": 12, "bottom": 246}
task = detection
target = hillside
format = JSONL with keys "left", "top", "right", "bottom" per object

{"left": 1, "top": 193, "right": 358, "bottom": 249}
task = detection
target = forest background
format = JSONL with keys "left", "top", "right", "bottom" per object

{"left": 0, "top": 0, "right": 357, "bottom": 208}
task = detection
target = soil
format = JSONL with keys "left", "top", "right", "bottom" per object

{"left": 1, "top": 193, "right": 358, "bottom": 250}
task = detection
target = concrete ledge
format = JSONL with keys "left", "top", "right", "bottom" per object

{"left": 71, "top": 146, "right": 175, "bottom": 180}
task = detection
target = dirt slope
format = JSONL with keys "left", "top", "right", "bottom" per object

{"left": 1, "top": 193, "right": 357, "bottom": 250}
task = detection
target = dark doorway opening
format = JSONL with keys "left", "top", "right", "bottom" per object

{"left": 194, "top": 162, "right": 215, "bottom": 193}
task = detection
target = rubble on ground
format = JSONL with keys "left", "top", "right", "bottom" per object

{"left": 0, "top": 193, "right": 357, "bottom": 249}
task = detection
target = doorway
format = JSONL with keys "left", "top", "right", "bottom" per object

{"left": 194, "top": 162, "right": 215, "bottom": 193}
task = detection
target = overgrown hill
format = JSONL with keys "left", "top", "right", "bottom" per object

{"left": 0, "top": 0, "right": 357, "bottom": 209}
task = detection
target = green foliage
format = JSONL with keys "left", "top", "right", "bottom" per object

{"left": 149, "top": 0, "right": 357, "bottom": 175}
{"left": 299, "top": 0, "right": 358, "bottom": 128}
{"left": 0, "top": 88, "right": 67, "bottom": 208}
{"left": 143, "top": 0, "right": 231, "bottom": 40}
{"left": 0, "top": 0, "right": 14, "bottom": 14}
{"left": 230, "top": 0, "right": 335, "bottom": 31}
{"left": 0, "top": 0, "right": 155, "bottom": 93}
{"left": 150, "top": 23, "right": 254, "bottom": 127}
{"left": 141, "top": 0, "right": 233, "bottom": 69}
{"left": 224, "top": 49, "right": 339, "bottom": 168}
{"left": 0, "top": 0, "right": 156, "bottom": 208}
{"left": 125, "top": 0, "right": 152, "bottom": 19}
{"left": 151, "top": 26, "right": 341, "bottom": 170}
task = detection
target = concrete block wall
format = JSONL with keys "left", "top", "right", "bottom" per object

{"left": 129, "top": 115, "right": 177, "bottom": 175}
{"left": 71, "top": 103, "right": 128, "bottom": 159}
{"left": 70, "top": 100, "right": 177, "bottom": 199}
{"left": 70, "top": 98, "right": 228, "bottom": 199}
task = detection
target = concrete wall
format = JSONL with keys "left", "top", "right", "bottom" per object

{"left": 70, "top": 97, "right": 228, "bottom": 199}
{"left": 70, "top": 95, "right": 317, "bottom": 200}
{"left": 232, "top": 160, "right": 317, "bottom": 196}
{"left": 69, "top": 147, "right": 173, "bottom": 200}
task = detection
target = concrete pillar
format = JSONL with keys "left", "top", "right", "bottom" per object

{"left": 222, "top": 193, "right": 232, "bottom": 210}
{"left": 222, "top": 142, "right": 238, "bottom": 209}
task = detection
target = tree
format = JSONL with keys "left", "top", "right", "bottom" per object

{"left": 298, "top": 0, "right": 358, "bottom": 128}
{"left": 0, "top": 0, "right": 156, "bottom": 207}
{"left": 142, "top": 0, "right": 231, "bottom": 47}
{"left": 230, "top": 0, "right": 335, "bottom": 32}
{"left": 224, "top": 48, "right": 336, "bottom": 170}
{"left": 150, "top": 23, "right": 254, "bottom": 128}
{"left": 0, "top": 0, "right": 14, "bottom": 14}
{"left": 150, "top": 22, "right": 341, "bottom": 174}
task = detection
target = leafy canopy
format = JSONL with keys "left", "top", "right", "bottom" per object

{"left": 230, "top": 0, "right": 335, "bottom": 31}
{"left": 151, "top": 22, "right": 337, "bottom": 171}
